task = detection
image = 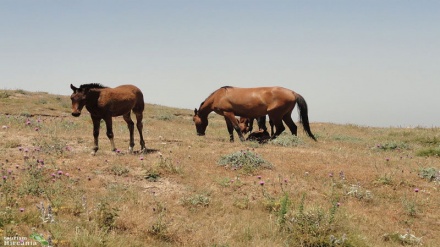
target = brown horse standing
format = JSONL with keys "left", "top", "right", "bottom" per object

{"left": 193, "top": 86, "right": 316, "bottom": 142}
{"left": 70, "top": 83, "right": 146, "bottom": 154}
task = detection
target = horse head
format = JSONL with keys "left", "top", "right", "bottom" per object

{"left": 70, "top": 84, "right": 89, "bottom": 117}
{"left": 238, "top": 117, "right": 251, "bottom": 134}
{"left": 193, "top": 108, "right": 208, "bottom": 136}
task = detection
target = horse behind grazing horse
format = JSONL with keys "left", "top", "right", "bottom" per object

{"left": 193, "top": 86, "right": 316, "bottom": 142}
{"left": 70, "top": 83, "right": 146, "bottom": 154}
{"left": 239, "top": 116, "right": 274, "bottom": 136}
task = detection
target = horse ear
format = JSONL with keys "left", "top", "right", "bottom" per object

{"left": 194, "top": 108, "right": 198, "bottom": 115}
{"left": 70, "top": 84, "right": 78, "bottom": 92}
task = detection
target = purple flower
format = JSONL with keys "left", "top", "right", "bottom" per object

{"left": 57, "top": 170, "right": 63, "bottom": 175}
{"left": 65, "top": 173, "right": 70, "bottom": 177}
{"left": 139, "top": 156, "right": 144, "bottom": 161}
{"left": 35, "top": 127, "right": 39, "bottom": 131}
{"left": 2, "top": 176, "right": 7, "bottom": 180}
{"left": 414, "top": 188, "right": 419, "bottom": 193}
{"left": 337, "top": 202, "right": 341, "bottom": 207}
{"left": 19, "top": 208, "right": 25, "bottom": 212}
{"left": 257, "top": 175, "right": 262, "bottom": 180}
{"left": 259, "top": 181, "right": 265, "bottom": 186}
{"left": 386, "top": 158, "right": 390, "bottom": 162}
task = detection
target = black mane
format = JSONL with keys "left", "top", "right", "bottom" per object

{"left": 79, "top": 83, "right": 107, "bottom": 89}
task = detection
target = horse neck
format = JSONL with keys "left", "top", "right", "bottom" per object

{"left": 198, "top": 99, "right": 214, "bottom": 118}
{"left": 85, "top": 89, "right": 102, "bottom": 107}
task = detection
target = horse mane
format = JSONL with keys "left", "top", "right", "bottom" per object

{"left": 199, "top": 86, "right": 234, "bottom": 109}
{"left": 79, "top": 83, "right": 107, "bottom": 89}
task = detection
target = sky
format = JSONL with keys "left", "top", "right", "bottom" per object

{"left": 1, "top": 0, "right": 439, "bottom": 127}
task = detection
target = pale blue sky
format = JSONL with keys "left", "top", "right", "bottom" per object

{"left": 1, "top": 0, "right": 439, "bottom": 127}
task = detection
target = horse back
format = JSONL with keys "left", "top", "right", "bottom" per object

{"left": 215, "top": 87, "right": 296, "bottom": 117}
{"left": 97, "top": 85, "right": 144, "bottom": 116}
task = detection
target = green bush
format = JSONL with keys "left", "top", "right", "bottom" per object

{"left": 269, "top": 134, "right": 304, "bottom": 147}
{"left": 417, "top": 147, "right": 440, "bottom": 157}
{"left": 418, "top": 167, "right": 439, "bottom": 182}
{"left": 218, "top": 150, "right": 272, "bottom": 174}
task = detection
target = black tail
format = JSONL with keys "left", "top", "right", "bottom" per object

{"left": 295, "top": 93, "right": 317, "bottom": 141}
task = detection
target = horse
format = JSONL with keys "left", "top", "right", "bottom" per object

{"left": 193, "top": 86, "right": 317, "bottom": 142}
{"left": 239, "top": 116, "right": 274, "bottom": 136}
{"left": 70, "top": 83, "right": 146, "bottom": 154}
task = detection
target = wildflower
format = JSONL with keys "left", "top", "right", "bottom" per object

{"left": 257, "top": 175, "right": 262, "bottom": 180}
{"left": 337, "top": 202, "right": 341, "bottom": 207}
{"left": 8, "top": 170, "right": 12, "bottom": 175}
{"left": 18, "top": 147, "right": 23, "bottom": 151}
{"left": 57, "top": 170, "right": 63, "bottom": 176}
{"left": 139, "top": 156, "right": 144, "bottom": 161}
{"left": 329, "top": 172, "right": 334, "bottom": 177}
{"left": 51, "top": 173, "right": 56, "bottom": 177}
{"left": 259, "top": 181, "right": 265, "bottom": 186}
{"left": 15, "top": 165, "right": 19, "bottom": 169}
{"left": 65, "top": 173, "right": 70, "bottom": 177}
{"left": 2, "top": 176, "right": 7, "bottom": 181}
{"left": 284, "top": 178, "right": 288, "bottom": 183}
{"left": 414, "top": 188, "right": 419, "bottom": 193}
{"left": 35, "top": 127, "right": 39, "bottom": 131}
{"left": 26, "top": 119, "right": 31, "bottom": 125}
{"left": 19, "top": 208, "right": 25, "bottom": 212}
{"left": 386, "top": 158, "right": 390, "bottom": 162}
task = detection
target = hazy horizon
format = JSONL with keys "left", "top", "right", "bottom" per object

{"left": 1, "top": 1, "right": 439, "bottom": 127}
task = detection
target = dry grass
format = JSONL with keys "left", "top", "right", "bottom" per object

{"left": 1, "top": 89, "right": 439, "bottom": 246}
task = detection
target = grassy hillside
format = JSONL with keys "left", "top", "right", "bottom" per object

{"left": 1, "top": 89, "right": 439, "bottom": 247}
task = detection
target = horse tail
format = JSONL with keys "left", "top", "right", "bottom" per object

{"left": 295, "top": 93, "right": 317, "bottom": 141}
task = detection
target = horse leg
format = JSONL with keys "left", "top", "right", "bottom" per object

{"left": 224, "top": 116, "right": 235, "bottom": 142}
{"left": 91, "top": 117, "right": 101, "bottom": 155}
{"left": 257, "top": 116, "right": 268, "bottom": 134}
{"left": 123, "top": 112, "right": 135, "bottom": 153}
{"left": 269, "top": 119, "right": 275, "bottom": 136}
{"left": 249, "top": 118, "right": 254, "bottom": 133}
{"left": 282, "top": 114, "right": 298, "bottom": 136}
{"left": 268, "top": 113, "right": 285, "bottom": 139}
{"left": 134, "top": 111, "right": 146, "bottom": 153}
{"left": 103, "top": 116, "right": 116, "bottom": 152}
{"left": 224, "top": 112, "right": 245, "bottom": 142}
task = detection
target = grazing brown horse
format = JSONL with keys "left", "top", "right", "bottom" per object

{"left": 70, "top": 83, "right": 146, "bottom": 154}
{"left": 193, "top": 86, "right": 316, "bottom": 142}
